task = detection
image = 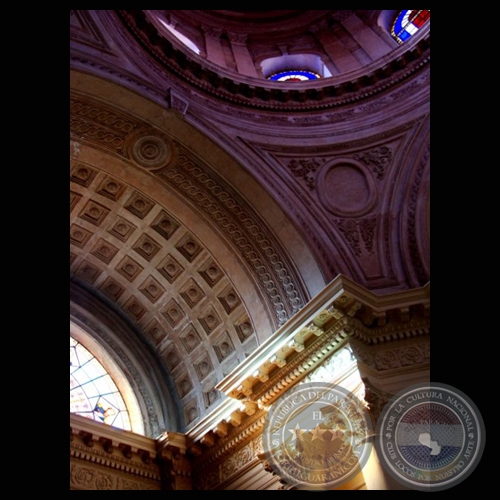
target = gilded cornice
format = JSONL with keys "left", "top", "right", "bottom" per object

{"left": 216, "top": 274, "right": 429, "bottom": 398}
{"left": 70, "top": 413, "right": 163, "bottom": 489}
{"left": 185, "top": 275, "right": 430, "bottom": 473}
{"left": 70, "top": 413, "right": 193, "bottom": 490}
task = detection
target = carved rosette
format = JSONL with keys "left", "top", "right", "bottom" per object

{"left": 125, "top": 129, "right": 177, "bottom": 171}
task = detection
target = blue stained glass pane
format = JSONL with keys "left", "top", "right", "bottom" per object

{"left": 269, "top": 70, "right": 320, "bottom": 82}
{"left": 392, "top": 10, "right": 430, "bottom": 45}
{"left": 393, "top": 10, "right": 411, "bottom": 34}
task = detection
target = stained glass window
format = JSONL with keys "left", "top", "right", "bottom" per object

{"left": 391, "top": 10, "right": 430, "bottom": 44}
{"left": 268, "top": 70, "right": 321, "bottom": 82}
{"left": 70, "top": 336, "right": 132, "bottom": 431}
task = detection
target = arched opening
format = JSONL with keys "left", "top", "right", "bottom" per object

{"left": 70, "top": 279, "right": 184, "bottom": 436}
{"left": 261, "top": 53, "right": 332, "bottom": 81}
{"left": 70, "top": 330, "right": 143, "bottom": 434}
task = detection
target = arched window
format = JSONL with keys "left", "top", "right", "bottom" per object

{"left": 70, "top": 279, "right": 184, "bottom": 436}
{"left": 391, "top": 10, "right": 430, "bottom": 44}
{"left": 262, "top": 54, "right": 332, "bottom": 81}
{"left": 70, "top": 335, "right": 136, "bottom": 432}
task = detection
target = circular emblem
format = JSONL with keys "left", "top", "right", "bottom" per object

{"left": 375, "top": 382, "right": 485, "bottom": 491}
{"left": 126, "top": 130, "right": 176, "bottom": 171}
{"left": 262, "top": 382, "right": 373, "bottom": 490}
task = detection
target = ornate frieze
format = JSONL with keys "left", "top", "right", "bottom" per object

{"left": 70, "top": 94, "right": 138, "bottom": 153}
{"left": 70, "top": 414, "right": 163, "bottom": 490}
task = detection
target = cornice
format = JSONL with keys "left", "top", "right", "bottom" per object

{"left": 70, "top": 413, "right": 193, "bottom": 489}
{"left": 70, "top": 413, "right": 161, "bottom": 481}
{"left": 71, "top": 413, "right": 157, "bottom": 451}
{"left": 185, "top": 275, "right": 429, "bottom": 466}
{"left": 216, "top": 274, "right": 429, "bottom": 397}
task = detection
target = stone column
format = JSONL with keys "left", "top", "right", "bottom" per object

{"left": 363, "top": 445, "right": 411, "bottom": 490}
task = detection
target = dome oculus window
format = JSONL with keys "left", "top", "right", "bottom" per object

{"left": 391, "top": 10, "right": 430, "bottom": 44}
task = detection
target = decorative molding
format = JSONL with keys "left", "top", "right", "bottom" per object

{"left": 335, "top": 216, "right": 378, "bottom": 256}
{"left": 352, "top": 146, "right": 392, "bottom": 180}
{"left": 406, "top": 141, "right": 430, "bottom": 286}
{"left": 70, "top": 462, "right": 160, "bottom": 490}
{"left": 70, "top": 93, "right": 138, "bottom": 153}
{"left": 285, "top": 146, "right": 391, "bottom": 194}
{"left": 182, "top": 275, "right": 430, "bottom": 488}
{"left": 286, "top": 157, "right": 325, "bottom": 190}
{"left": 159, "top": 148, "right": 307, "bottom": 326}
{"left": 303, "top": 344, "right": 356, "bottom": 383}
{"left": 125, "top": 129, "right": 178, "bottom": 171}
{"left": 317, "top": 159, "right": 378, "bottom": 217}
{"left": 70, "top": 413, "right": 162, "bottom": 490}
{"left": 70, "top": 94, "right": 309, "bottom": 328}
{"left": 156, "top": 431, "right": 192, "bottom": 490}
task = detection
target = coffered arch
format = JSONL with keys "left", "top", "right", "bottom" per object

{"left": 70, "top": 70, "right": 325, "bottom": 430}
